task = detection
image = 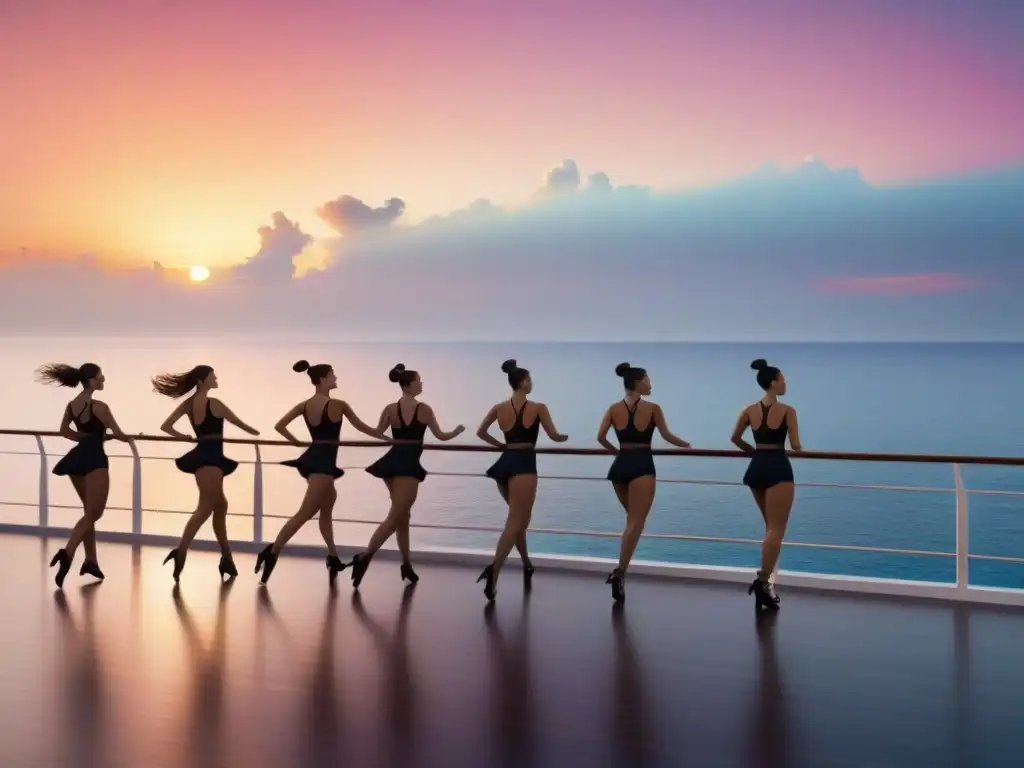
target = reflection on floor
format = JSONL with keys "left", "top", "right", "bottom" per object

{"left": 0, "top": 534, "right": 1022, "bottom": 767}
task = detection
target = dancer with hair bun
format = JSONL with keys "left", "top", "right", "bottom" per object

{"left": 154, "top": 365, "right": 260, "bottom": 583}
{"left": 347, "top": 363, "right": 465, "bottom": 588}
{"left": 597, "top": 362, "right": 691, "bottom": 602}
{"left": 475, "top": 359, "right": 568, "bottom": 601}
{"left": 37, "top": 362, "right": 132, "bottom": 588}
{"left": 256, "top": 360, "right": 390, "bottom": 585}
{"left": 730, "top": 359, "right": 802, "bottom": 611}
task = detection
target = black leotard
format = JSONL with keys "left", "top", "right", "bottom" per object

{"left": 174, "top": 399, "right": 238, "bottom": 476}
{"left": 366, "top": 402, "right": 428, "bottom": 482}
{"left": 53, "top": 401, "right": 109, "bottom": 477}
{"left": 486, "top": 399, "right": 539, "bottom": 486}
{"left": 281, "top": 400, "right": 344, "bottom": 479}
{"left": 607, "top": 399, "right": 657, "bottom": 486}
{"left": 743, "top": 401, "right": 793, "bottom": 489}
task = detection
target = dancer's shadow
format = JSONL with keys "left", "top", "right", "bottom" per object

{"left": 303, "top": 585, "right": 343, "bottom": 767}
{"left": 744, "top": 611, "right": 788, "bottom": 768}
{"left": 610, "top": 602, "right": 653, "bottom": 767}
{"left": 351, "top": 585, "right": 417, "bottom": 764}
{"left": 484, "top": 595, "right": 534, "bottom": 768}
{"left": 53, "top": 584, "right": 106, "bottom": 768}
{"left": 172, "top": 582, "right": 233, "bottom": 768}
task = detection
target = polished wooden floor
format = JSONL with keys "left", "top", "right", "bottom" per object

{"left": 0, "top": 535, "right": 1022, "bottom": 767}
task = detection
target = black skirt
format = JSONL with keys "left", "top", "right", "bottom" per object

{"left": 175, "top": 440, "right": 238, "bottom": 476}
{"left": 52, "top": 438, "right": 108, "bottom": 477}
{"left": 281, "top": 444, "right": 344, "bottom": 480}
{"left": 485, "top": 449, "right": 537, "bottom": 484}
{"left": 365, "top": 445, "right": 426, "bottom": 482}
{"left": 607, "top": 448, "right": 656, "bottom": 486}
{"left": 743, "top": 450, "right": 794, "bottom": 489}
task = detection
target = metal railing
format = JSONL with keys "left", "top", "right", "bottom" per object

{"left": 1, "top": 428, "right": 1023, "bottom": 606}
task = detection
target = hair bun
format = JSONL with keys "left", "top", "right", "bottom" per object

{"left": 388, "top": 363, "right": 406, "bottom": 383}
{"left": 293, "top": 360, "right": 310, "bottom": 373}
{"left": 615, "top": 362, "right": 631, "bottom": 376}
{"left": 501, "top": 359, "right": 517, "bottom": 374}
{"left": 750, "top": 359, "right": 768, "bottom": 371}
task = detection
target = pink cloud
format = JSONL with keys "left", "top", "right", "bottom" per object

{"left": 816, "top": 272, "right": 981, "bottom": 296}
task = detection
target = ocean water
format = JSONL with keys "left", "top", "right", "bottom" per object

{"left": 1, "top": 338, "right": 1022, "bottom": 588}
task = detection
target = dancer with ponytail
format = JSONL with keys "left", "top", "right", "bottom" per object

{"left": 38, "top": 363, "right": 132, "bottom": 588}
{"left": 597, "top": 362, "right": 691, "bottom": 602}
{"left": 348, "top": 363, "right": 465, "bottom": 588}
{"left": 475, "top": 359, "right": 568, "bottom": 601}
{"left": 256, "top": 360, "right": 390, "bottom": 585}
{"left": 730, "top": 359, "right": 801, "bottom": 611}
{"left": 153, "top": 365, "right": 259, "bottom": 583}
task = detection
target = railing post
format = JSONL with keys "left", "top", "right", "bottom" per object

{"left": 253, "top": 444, "right": 263, "bottom": 544}
{"left": 129, "top": 440, "right": 143, "bottom": 536}
{"left": 953, "top": 463, "right": 969, "bottom": 593}
{"left": 35, "top": 435, "right": 48, "bottom": 528}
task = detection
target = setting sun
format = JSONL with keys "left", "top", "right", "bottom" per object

{"left": 189, "top": 265, "right": 211, "bottom": 282}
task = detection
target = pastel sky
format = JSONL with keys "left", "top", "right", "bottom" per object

{"left": 2, "top": 0, "right": 1021, "bottom": 268}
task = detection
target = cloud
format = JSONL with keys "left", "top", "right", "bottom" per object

{"left": 541, "top": 159, "right": 581, "bottom": 195}
{"left": 1, "top": 159, "right": 1021, "bottom": 340}
{"left": 316, "top": 195, "right": 406, "bottom": 236}
{"left": 816, "top": 272, "right": 982, "bottom": 296}
{"left": 234, "top": 212, "right": 312, "bottom": 281}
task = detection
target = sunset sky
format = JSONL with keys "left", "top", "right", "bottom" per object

{"left": 2, "top": 0, "right": 1021, "bottom": 269}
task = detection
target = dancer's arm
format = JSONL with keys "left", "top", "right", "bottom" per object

{"left": 340, "top": 401, "right": 390, "bottom": 440}
{"left": 476, "top": 405, "right": 505, "bottom": 449}
{"left": 597, "top": 407, "right": 618, "bottom": 454}
{"left": 785, "top": 407, "right": 803, "bottom": 451}
{"left": 58, "top": 404, "right": 81, "bottom": 442}
{"left": 730, "top": 408, "right": 754, "bottom": 453}
{"left": 159, "top": 401, "right": 193, "bottom": 441}
{"left": 274, "top": 401, "right": 306, "bottom": 445}
{"left": 374, "top": 405, "right": 392, "bottom": 434}
{"left": 214, "top": 400, "right": 260, "bottom": 436}
{"left": 536, "top": 404, "right": 568, "bottom": 442}
{"left": 652, "top": 403, "right": 690, "bottom": 448}
{"left": 421, "top": 404, "right": 464, "bottom": 441}
{"left": 94, "top": 401, "right": 132, "bottom": 442}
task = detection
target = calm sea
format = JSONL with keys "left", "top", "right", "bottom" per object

{"left": 1, "top": 338, "right": 1022, "bottom": 588}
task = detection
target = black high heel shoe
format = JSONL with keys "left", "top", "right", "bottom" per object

{"left": 254, "top": 545, "right": 278, "bottom": 585}
{"left": 606, "top": 568, "right": 625, "bottom": 603}
{"left": 350, "top": 553, "right": 371, "bottom": 589}
{"left": 219, "top": 555, "right": 238, "bottom": 581}
{"left": 523, "top": 565, "right": 535, "bottom": 592}
{"left": 326, "top": 554, "right": 348, "bottom": 585}
{"left": 49, "top": 549, "right": 72, "bottom": 589}
{"left": 163, "top": 548, "right": 185, "bottom": 583}
{"left": 748, "top": 578, "right": 781, "bottom": 611}
{"left": 80, "top": 559, "right": 105, "bottom": 581}
{"left": 400, "top": 562, "right": 419, "bottom": 584}
{"left": 477, "top": 563, "right": 496, "bottom": 602}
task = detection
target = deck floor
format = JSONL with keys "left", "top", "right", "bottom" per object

{"left": 0, "top": 534, "right": 1022, "bottom": 767}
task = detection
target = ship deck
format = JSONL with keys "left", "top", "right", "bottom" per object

{"left": 1, "top": 534, "right": 1022, "bottom": 767}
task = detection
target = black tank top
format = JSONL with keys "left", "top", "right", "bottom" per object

{"left": 503, "top": 399, "right": 540, "bottom": 445}
{"left": 305, "top": 400, "right": 342, "bottom": 442}
{"left": 189, "top": 400, "right": 224, "bottom": 438}
{"left": 392, "top": 402, "right": 427, "bottom": 441}
{"left": 752, "top": 401, "right": 788, "bottom": 445}
{"left": 69, "top": 401, "right": 105, "bottom": 438}
{"left": 615, "top": 400, "right": 655, "bottom": 445}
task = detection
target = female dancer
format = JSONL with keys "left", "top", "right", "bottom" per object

{"left": 256, "top": 359, "right": 389, "bottom": 585}
{"left": 153, "top": 365, "right": 260, "bottom": 583}
{"left": 597, "top": 362, "right": 690, "bottom": 602}
{"left": 475, "top": 359, "right": 568, "bottom": 601}
{"left": 730, "top": 359, "right": 802, "bottom": 611}
{"left": 38, "top": 363, "right": 131, "bottom": 588}
{"left": 349, "top": 363, "right": 465, "bottom": 588}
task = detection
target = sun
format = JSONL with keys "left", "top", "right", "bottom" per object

{"left": 188, "top": 265, "right": 211, "bottom": 282}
